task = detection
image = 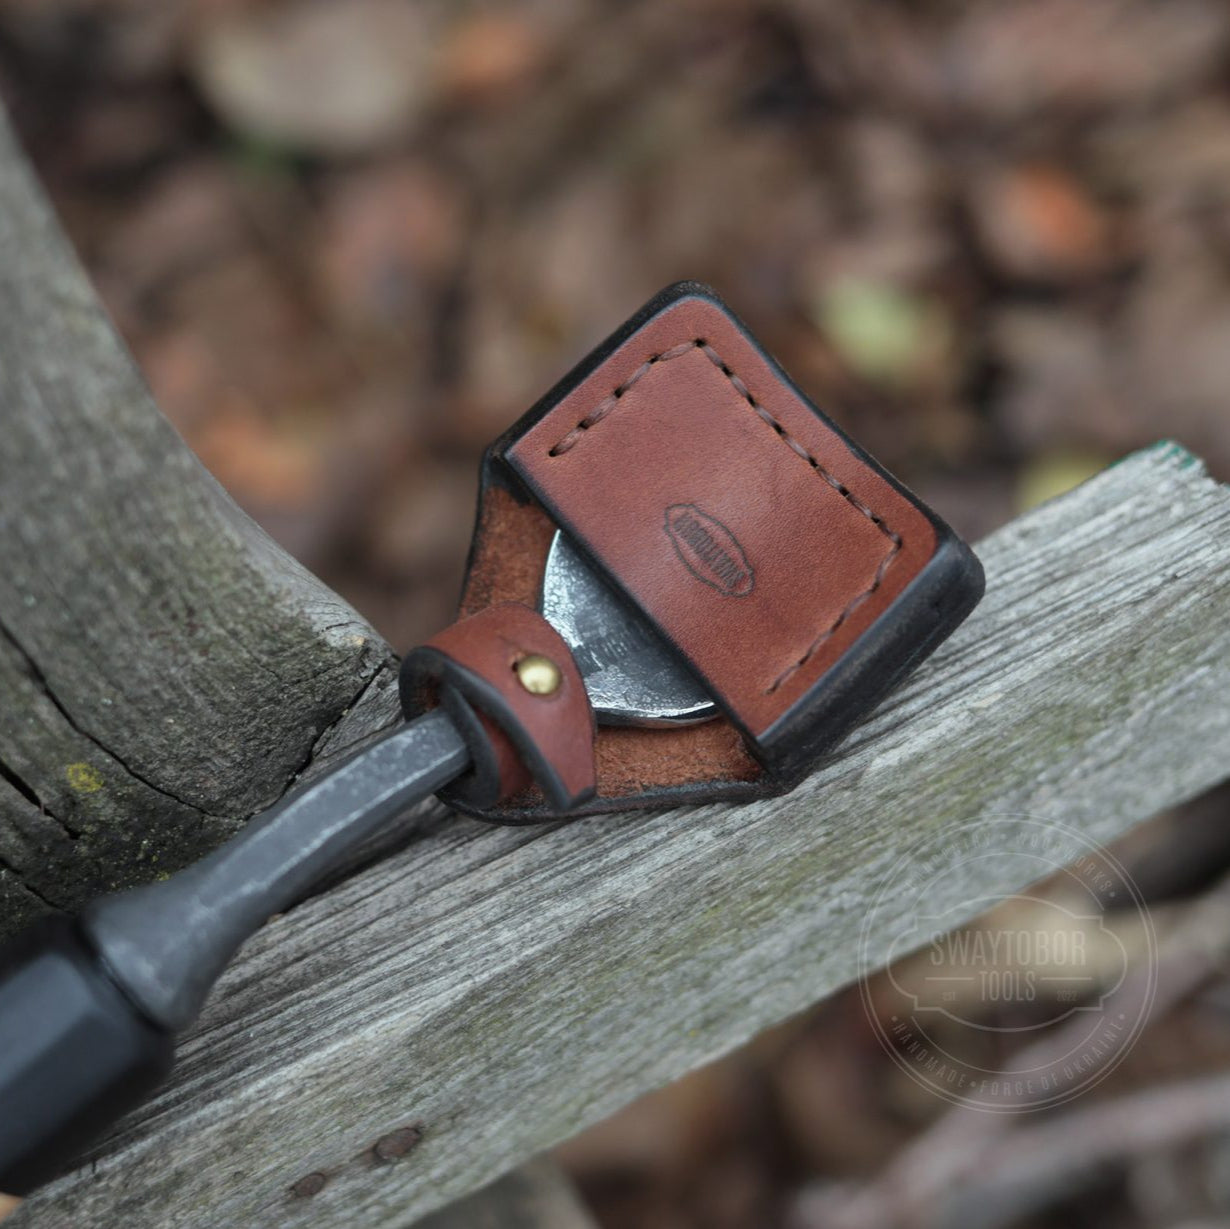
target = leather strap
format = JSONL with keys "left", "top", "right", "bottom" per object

{"left": 399, "top": 602, "right": 596, "bottom": 812}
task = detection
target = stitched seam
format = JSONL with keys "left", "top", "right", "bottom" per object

{"left": 547, "top": 339, "right": 699, "bottom": 457}
{"left": 546, "top": 337, "right": 902, "bottom": 693}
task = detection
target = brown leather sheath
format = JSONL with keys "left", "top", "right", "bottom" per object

{"left": 403, "top": 282, "right": 984, "bottom": 822}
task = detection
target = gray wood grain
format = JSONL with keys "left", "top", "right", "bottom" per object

{"left": 413, "top": 1158, "right": 597, "bottom": 1229}
{"left": 0, "top": 105, "right": 400, "bottom": 932}
{"left": 10, "top": 441, "right": 1229, "bottom": 1229}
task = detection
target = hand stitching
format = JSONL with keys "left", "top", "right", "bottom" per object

{"left": 765, "top": 531, "right": 901, "bottom": 693}
{"left": 545, "top": 337, "right": 903, "bottom": 693}
{"left": 547, "top": 340, "right": 697, "bottom": 456}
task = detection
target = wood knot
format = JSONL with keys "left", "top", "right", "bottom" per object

{"left": 289, "top": 1171, "right": 328, "bottom": 1199}
{"left": 372, "top": 1125, "right": 423, "bottom": 1163}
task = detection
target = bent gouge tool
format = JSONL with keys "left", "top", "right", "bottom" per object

{"left": 0, "top": 532, "right": 711, "bottom": 1197}
{"left": 0, "top": 282, "right": 984, "bottom": 1202}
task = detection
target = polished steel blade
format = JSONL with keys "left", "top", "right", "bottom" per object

{"left": 540, "top": 530, "right": 717, "bottom": 727}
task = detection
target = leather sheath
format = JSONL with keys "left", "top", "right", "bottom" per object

{"left": 405, "top": 282, "right": 984, "bottom": 822}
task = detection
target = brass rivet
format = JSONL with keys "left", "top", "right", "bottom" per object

{"left": 515, "top": 654, "right": 562, "bottom": 696}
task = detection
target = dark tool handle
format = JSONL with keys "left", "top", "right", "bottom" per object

{"left": 0, "top": 917, "right": 174, "bottom": 1196}
{"left": 0, "top": 715, "right": 469, "bottom": 1201}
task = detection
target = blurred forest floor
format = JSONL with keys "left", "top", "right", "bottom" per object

{"left": 3, "top": 2, "right": 1230, "bottom": 1227}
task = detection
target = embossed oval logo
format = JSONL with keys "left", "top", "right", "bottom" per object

{"left": 664, "top": 504, "right": 755, "bottom": 597}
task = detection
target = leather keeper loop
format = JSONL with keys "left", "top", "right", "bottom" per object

{"left": 399, "top": 602, "right": 597, "bottom": 813}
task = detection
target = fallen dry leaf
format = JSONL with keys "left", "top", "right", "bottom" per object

{"left": 970, "top": 164, "right": 1113, "bottom": 283}
{"left": 435, "top": 10, "right": 550, "bottom": 105}
{"left": 191, "top": 0, "right": 433, "bottom": 153}
{"left": 317, "top": 159, "right": 468, "bottom": 329}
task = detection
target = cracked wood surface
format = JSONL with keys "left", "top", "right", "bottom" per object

{"left": 0, "top": 106, "right": 400, "bottom": 933}
{"left": 11, "top": 440, "right": 1230, "bottom": 1229}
